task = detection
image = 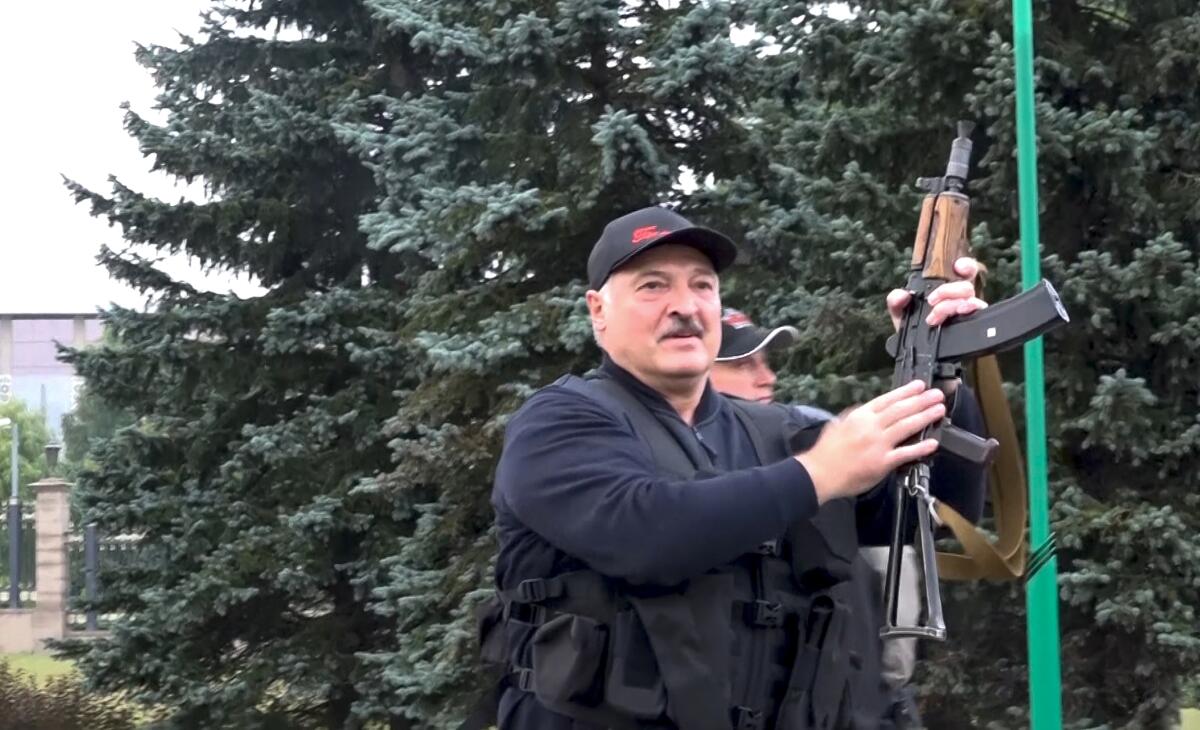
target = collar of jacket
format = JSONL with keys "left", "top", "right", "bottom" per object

{"left": 597, "top": 354, "right": 723, "bottom": 427}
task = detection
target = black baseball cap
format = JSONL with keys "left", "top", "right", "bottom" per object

{"left": 587, "top": 206, "right": 738, "bottom": 290}
{"left": 716, "top": 308, "right": 799, "bottom": 361}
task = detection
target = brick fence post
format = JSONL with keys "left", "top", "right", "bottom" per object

{"left": 29, "top": 477, "right": 71, "bottom": 648}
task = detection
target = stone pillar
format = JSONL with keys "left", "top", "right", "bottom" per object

{"left": 0, "top": 316, "right": 12, "bottom": 405}
{"left": 29, "top": 477, "right": 72, "bottom": 647}
{"left": 72, "top": 316, "right": 88, "bottom": 348}
{"left": 0, "top": 315, "right": 12, "bottom": 377}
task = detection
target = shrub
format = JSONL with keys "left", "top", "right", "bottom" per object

{"left": 0, "top": 660, "right": 135, "bottom": 730}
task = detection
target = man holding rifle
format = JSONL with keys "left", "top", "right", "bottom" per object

{"left": 488, "top": 204, "right": 989, "bottom": 730}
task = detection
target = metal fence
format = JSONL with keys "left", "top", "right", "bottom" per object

{"left": 67, "top": 526, "right": 140, "bottom": 630}
{"left": 1, "top": 501, "right": 140, "bottom": 630}
{"left": 0, "top": 506, "right": 36, "bottom": 605}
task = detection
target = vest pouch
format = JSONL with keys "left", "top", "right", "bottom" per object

{"left": 530, "top": 613, "right": 609, "bottom": 707}
{"left": 788, "top": 498, "right": 857, "bottom": 590}
{"left": 627, "top": 577, "right": 735, "bottom": 730}
{"left": 603, "top": 608, "right": 668, "bottom": 718}
{"left": 807, "top": 597, "right": 851, "bottom": 730}
{"left": 476, "top": 595, "right": 507, "bottom": 667}
{"left": 775, "top": 594, "right": 852, "bottom": 730}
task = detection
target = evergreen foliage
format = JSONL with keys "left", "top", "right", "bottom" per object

{"left": 62, "top": 0, "right": 1197, "bottom": 728}
{"left": 61, "top": 384, "right": 134, "bottom": 471}
{"left": 60, "top": 3, "right": 412, "bottom": 727}
{"left": 718, "top": 2, "right": 1200, "bottom": 728}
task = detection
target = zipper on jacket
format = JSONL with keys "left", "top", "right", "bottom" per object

{"left": 692, "top": 426, "right": 719, "bottom": 466}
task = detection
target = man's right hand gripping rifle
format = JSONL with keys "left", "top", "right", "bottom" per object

{"left": 879, "top": 122, "right": 1071, "bottom": 641}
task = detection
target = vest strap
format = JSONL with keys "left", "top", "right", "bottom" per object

{"left": 733, "top": 599, "right": 786, "bottom": 628}
{"left": 731, "top": 705, "right": 765, "bottom": 730}
{"left": 498, "top": 576, "right": 564, "bottom": 625}
{"left": 505, "top": 576, "right": 565, "bottom": 604}
{"left": 726, "top": 398, "right": 780, "bottom": 466}
{"left": 499, "top": 570, "right": 613, "bottom": 605}
{"left": 558, "top": 374, "right": 704, "bottom": 475}
{"left": 498, "top": 571, "right": 620, "bottom": 625}
{"left": 505, "top": 602, "right": 546, "bottom": 626}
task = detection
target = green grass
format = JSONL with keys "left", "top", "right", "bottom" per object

{"left": 2, "top": 653, "right": 164, "bottom": 726}
{"left": 1, "top": 652, "right": 1196, "bottom": 729}
{"left": 1182, "top": 708, "right": 1200, "bottom": 730}
{"left": 1, "top": 652, "right": 75, "bottom": 683}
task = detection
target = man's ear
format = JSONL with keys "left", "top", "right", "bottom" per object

{"left": 585, "top": 289, "right": 606, "bottom": 333}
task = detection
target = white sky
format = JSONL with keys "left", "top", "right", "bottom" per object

{"left": 0, "top": 3, "right": 851, "bottom": 316}
{"left": 0, "top": 0, "right": 261, "bottom": 315}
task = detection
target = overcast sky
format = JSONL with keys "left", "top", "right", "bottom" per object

{"left": 0, "top": 4, "right": 852, "bottom": 316}
{"left": 0, "top": 1, "right": 260, "bottom": 314}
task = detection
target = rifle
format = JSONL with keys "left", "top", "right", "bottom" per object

{"left": 881, "top": 122, "right": 1070, "bottom": 640}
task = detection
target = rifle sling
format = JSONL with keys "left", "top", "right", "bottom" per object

{"left": 934, "top": 354, "right": 1029, "bottom": 581}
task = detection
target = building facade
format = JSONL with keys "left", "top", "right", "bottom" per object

{"left": 0, "top": 314, "right": 104, "bottom": 436}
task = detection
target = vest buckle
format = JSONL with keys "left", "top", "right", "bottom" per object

{"left": 512, "top": 667, "right": 534, "bottom": 693}
{"left": 731, "top": 705, "right": 764, "bottom": 730}
{"left": 516, "top": 578, "right": 548, "bottom": 603}
{"left": 506, "top": 602, "right": 546, "bottom": 626}
{"left": 737, "top": 600, "right": 785, "bottom": 628}
{"left": 754, "top": 539, "right": 783, "bottom": 557}
{"left": 804, "top": 599, "right": 835, "bottom": 647}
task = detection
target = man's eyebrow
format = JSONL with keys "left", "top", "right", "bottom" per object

{"left": 632, "top": 268, "right": 670, "bottom": 280}
{"left": 633, "top": 266, "right": 716, "bottom": 280}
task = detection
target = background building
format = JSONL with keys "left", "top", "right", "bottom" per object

{"left": 0, "top": 314, "right": 103, "bottom": 436}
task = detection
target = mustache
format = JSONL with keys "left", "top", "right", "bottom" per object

{"left": 659, "top": 316, "right": 704, "bottom": 340}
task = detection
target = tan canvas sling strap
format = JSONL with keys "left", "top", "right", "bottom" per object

{"left": 932, "top": 268, "right": 1031, "bottom": 581}
{"left": 933, "top": 354, "right": 1029, "bottom": 581}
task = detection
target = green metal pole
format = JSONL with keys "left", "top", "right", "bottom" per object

{"left": 1012, "top": 1, "right": 1064, "bottom": 728}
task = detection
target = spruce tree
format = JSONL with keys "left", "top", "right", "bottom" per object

{"left": 61, "top": 389, "right": 134, "bottom": 470}
{"left": 343, "top": 1, "right": 777, "bottom": 724}
{"left": 63, "top": 0, "right": 772, "bottom": 727}
{"left": 60, "top": 2, "right": 414, "bottom": 727}
{"left": 61, "top": 0, "right": 1199, "bottom": 727}
{"left": 709, "top": 2, "right": 1200, "bottom": 727}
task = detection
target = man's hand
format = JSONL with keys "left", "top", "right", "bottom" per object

{"left": 886, "top": 257, "right": 988, "bottom": 331}
{"left": 796, "top": 380, "right": 945, "bottom": 504}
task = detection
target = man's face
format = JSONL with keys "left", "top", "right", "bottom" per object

{"left": 710, "top": 351, "right": 778, "bottom": 403}
{"left": 586, "top": 244, "right": 721, "bottom": 386}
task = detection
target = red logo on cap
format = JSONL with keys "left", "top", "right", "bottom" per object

{"left": 631, "top": 225, "right": 664, "bottom": 245}
{"left": 723, "top": 309, "right": 753, "bottom": 328}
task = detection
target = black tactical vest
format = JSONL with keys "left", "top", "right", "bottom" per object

{"left": 483, "top": 374, "right": 887, "bottom": 730}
